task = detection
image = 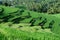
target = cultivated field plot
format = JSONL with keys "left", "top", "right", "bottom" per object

{"left": 0, "top": 6, "right": 60, "bottom": 40}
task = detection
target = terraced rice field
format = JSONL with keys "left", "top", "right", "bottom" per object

{"left": 0, "top": 6, "right": 60, "bottom": 40}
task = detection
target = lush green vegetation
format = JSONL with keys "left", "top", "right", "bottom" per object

{"left": 0, "top": 5, "right": 60, "bottom": 40}
{"left": 0, "top": 0, "right": 60, "bottom": 14}
{"left": 0, "top": 22, "right": 60, "bottom": 40}
{"left": 12, "top": 0, "right": 60, "bottom": 14}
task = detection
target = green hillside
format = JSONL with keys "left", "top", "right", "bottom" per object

{"left": 0, "top": 5, "right": 60, "bottom": 40}
{"left": 0, "top": 23, "right": 60, "bottom": 40}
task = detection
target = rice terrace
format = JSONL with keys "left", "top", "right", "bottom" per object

{"left": 0, "top": 0, "right": 60, "bottom": 40}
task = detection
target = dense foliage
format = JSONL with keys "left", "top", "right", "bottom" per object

{"left": 0, "top": 0, "right": 60, "bottom": 14}
{"left": 12, "top": 0, "right": 60, "bottom": 14}
{"left": 0, "top": 0, "right": 60, "bottom": 40}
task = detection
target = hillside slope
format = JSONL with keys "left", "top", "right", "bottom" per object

{"left": 0, "top": 6, "right": 60, "bottom": 40}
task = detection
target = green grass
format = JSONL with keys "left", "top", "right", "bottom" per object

{"left": 0, "top": 5, "right": 19, "bottom": 18}
{"left": 51, "top": 14, "right": 60, "bottom": 18}
{"left": 0, "top": 23, "right": 60, "bottom": 40}
{"left": 0, "top": 5, "right": 60, "bottom": 40}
